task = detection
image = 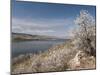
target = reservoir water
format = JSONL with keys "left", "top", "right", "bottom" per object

{"left": 12, "top": 40, "right": 66, "bottom": 58}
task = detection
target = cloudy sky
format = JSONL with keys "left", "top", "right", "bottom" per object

{"left": 12, "top": 0, "right": 96, "bottom": 38}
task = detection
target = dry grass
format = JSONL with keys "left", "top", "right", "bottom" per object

{"left": 12, "top": 41, "right": 96, "bottom": 74}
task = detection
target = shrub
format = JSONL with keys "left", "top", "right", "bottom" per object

{"left": 74, "top": 10, "right": 96, "bottom": 56}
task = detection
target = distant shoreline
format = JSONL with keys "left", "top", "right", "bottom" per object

{"left": 12, "top": 32, "right": 68, "bottom": 42}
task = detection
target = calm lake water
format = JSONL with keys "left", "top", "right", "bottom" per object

{"left": 12, "top": 40, "right": 66, "bottom": 58}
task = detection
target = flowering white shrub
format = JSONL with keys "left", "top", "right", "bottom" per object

{"left": 74, "top": 10, "right": 96, "bottom": 56}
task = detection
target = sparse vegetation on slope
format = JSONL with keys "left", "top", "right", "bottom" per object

{"left": 12, "top": 41, "right": 75, "bottom": 74}
{"left": 12, "top": 40, "right": 95, "bottom": 74}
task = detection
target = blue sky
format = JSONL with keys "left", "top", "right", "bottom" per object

{"left": 12, "top": 0, "right": 96, "bottom": 38}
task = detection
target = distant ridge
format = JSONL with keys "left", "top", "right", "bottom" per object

{"left": 12, "top": 32, "right": 68, "bottom": 41}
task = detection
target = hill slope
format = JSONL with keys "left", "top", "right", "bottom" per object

{"left": 12, "top": 40, "right": 95, "bottom": 74}
{"left": 12, "top": 33, "right": 66, "bottom": 41}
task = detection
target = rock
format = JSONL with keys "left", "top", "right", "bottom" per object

{"left": 68, "top": 51, "right": 95, "bottom": 70}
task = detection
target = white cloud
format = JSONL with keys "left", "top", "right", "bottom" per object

{"left": 12, "top": 17, "right": 75, "bottom": 38}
